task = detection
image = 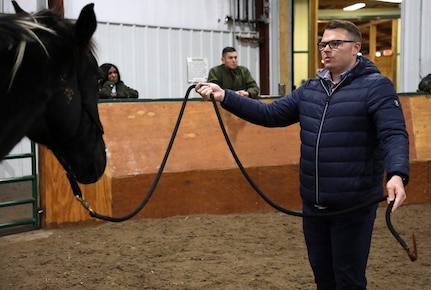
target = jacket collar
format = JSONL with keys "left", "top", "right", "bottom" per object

{"left": 317, "top": 55, "right": 380, "bottom": 81}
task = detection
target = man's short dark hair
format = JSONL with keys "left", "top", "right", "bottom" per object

{"left": 222, "top": 46, "right": 236, "bottom": 57}
{"left": 324, "top": 20, "right": 362, "bottom": 43}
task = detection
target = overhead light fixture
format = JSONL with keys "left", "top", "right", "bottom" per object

{"left": 343, "top": 3, "right": 366, "bottom": 11}
{"left": 376, "top": 0, "right": 402, "bottom": 3}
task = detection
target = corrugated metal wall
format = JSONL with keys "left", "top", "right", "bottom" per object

{"left": 94, "top": 23, "right": 260, "bottom": 99}
{"left": 0, "top": 139, "right": 33, "bottom": 179}
{"left": 400, "top": 0, "right": 431, "bottom": 92}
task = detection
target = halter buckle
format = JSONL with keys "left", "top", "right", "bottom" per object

{"left": 74, "top": 194, "right": 94, "bottom": 213}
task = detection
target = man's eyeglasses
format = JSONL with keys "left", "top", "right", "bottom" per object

{"left": 318, "top": 40, "right": 356, "bottom": 51}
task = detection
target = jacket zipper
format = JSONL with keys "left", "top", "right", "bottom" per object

{"left": 314, "top": 78, "right": 338, "bottom": 208}
{"left": 315, "top": 101, "right": 329, "bottom": 207}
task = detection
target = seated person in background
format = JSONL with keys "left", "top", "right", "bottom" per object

{"left": 99, "top": 63, "right": 139, "bottom": 99}
{"left": 207, "top": 46, "right": 259, "bottom": 98}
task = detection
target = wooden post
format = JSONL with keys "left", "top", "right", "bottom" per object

{"left": 38, "top": 145, "right": 112, "bottom": 228}
{"left": 48, "top": 0, "right": 64, "bottom": 18}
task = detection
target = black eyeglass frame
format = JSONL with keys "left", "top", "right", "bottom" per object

{"left": 317, "top": 40, "right": 357, "bottom": 51}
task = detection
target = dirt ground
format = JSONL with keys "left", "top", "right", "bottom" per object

{"left": 0, "top": 203, "right": 430, "bottom": 290}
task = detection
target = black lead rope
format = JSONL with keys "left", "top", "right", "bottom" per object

{"left": 68, "top": 84, "right": 417, "bottom": 261}
{"left": 386, "top": 200, "right": 418, "bottom": 261}
{"left": 68, "top": 84, "right": 196, "bottom": 222}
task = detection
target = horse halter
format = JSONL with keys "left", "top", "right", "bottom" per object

{"left": 50, "top": 70, "right": 105, "bottom": 179}
{"left": 69, "top": 85, "right": 417, "bottom": 262}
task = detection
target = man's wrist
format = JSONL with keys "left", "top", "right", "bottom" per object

{"left": 387, "top": 171, "right": 409, "bottom": 186}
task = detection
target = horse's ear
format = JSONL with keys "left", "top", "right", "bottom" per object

{"left": 75, "top": 3, "right": 97, "bottom": 44}
{"left": 12, "top": 0, "right": 29, "bottom": 15}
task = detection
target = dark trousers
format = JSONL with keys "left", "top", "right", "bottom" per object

{"left": 303, "top": 203, "right": 378, "bottom": 290}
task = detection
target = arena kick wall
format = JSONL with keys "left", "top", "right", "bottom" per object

{"left": 38, "top": 94, "right": 431, "bottom": 228}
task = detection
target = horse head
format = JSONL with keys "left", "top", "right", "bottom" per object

{"left": 1, "top": 3, "right": 106, "bottom": 184}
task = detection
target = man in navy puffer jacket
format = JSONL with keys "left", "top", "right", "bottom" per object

{"left": 196, "top": 20, "right": 409, "bottom": 290}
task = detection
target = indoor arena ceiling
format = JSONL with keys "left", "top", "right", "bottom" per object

{"left": 318, "top": 0, "right": 402, "bottom": 55}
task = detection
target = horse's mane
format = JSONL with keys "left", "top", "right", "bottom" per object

{"left": 0, "top": 9, "right": 95, "bottom": 91}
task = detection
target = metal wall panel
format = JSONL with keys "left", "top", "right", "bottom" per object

{"left": 0, "top": 138, "right": 33, "bottom": 179}
{"left": 94, "top": 23, "right": 259, "bottom": 99}
{"left": 400, "top": 0, "right": 431, "bottom": 92}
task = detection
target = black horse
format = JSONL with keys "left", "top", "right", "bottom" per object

{"left": 0, "top": 2, "right": 106, "bottom": 184}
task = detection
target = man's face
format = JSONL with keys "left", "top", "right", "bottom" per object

{"left": 320, "top": 28, "right": 361, "bottom": 75}
{"left": 222, "top": 51, "right": 238, "bottom": 70}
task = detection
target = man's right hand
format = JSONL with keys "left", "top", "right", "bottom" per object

{"left": 195, "top": 82, "right": 225, "bottom": 102}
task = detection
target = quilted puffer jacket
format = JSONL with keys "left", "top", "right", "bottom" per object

{"left": 220, "top": 56, "right": 409, "bottom": 210}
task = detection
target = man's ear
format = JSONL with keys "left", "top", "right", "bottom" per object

{"left": 353, "top": 42, "right": 361, "bottom": 55}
